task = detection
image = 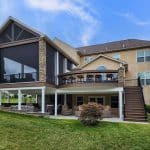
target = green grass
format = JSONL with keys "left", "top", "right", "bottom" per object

{"left": 0, "top": 111, "right": 150, "bottom": 150}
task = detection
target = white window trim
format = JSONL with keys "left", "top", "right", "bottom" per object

{"left": 136, "top": 50, "right": 150, "bottom": 63}
{"left": 137, "top": 71, "right": 150, "bottom": 86}
{"left": 88, "top": 96, "right": 105, "bottom": 105}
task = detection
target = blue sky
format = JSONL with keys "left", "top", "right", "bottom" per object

{"left": 0, "top": 0, "right": 150, "bottom": 47}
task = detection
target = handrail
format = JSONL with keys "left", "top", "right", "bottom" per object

{"left": 138, "top": 77, "right": 147, "bottom": 120}
{"left": 0, "top": 72, "right": 37, "bottom": 83}
{"left": 59, "top": 72, "right": 118, "bottom": 85}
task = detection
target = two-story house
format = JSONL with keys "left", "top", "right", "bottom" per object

{"left": 0, "top": 17, "right": 149, "bottom": 122}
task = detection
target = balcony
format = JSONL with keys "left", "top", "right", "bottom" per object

{"left": 58, "top": 70, "right": 119, "bottom": 88}
{"left": 0, "top": 72, "right": 37, "bottom": 84}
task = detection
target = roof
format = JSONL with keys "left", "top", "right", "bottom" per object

{"left": 0, "top": 16, "right": 44, "bottom": 37}
{"left": 0, "top": 16, "right": 78, "bottom": 65}
{"left": 79, "top": 54, "right": 127, "bottom": 69}
{"left": 77, "top": 39, "right": 150, "bottom": 55}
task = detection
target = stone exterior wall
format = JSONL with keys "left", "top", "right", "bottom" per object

{"left": 39, "top": 37, "right": 46, "bottom": 82}
{"left": 118, "top": 67, "right": 124, "bottom": 87}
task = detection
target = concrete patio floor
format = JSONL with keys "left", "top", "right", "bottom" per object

{"left": 47, "top": 115, "right": 148, "bottom": 124}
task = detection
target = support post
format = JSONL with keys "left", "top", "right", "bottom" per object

{"left": 18, "top": 89, "right": 22, "bottom": 111}
{"left": 41, "top": 87, "right": 45, "bottom": 113}
{"left": 55, "top": 51, "right": 59, "bottom": 85}
{"left": 55, "top": 91, "right": 58, "bottom": 116}
{"left": 0, "top": 91, "right": 2, "bottom": 106}
{"left": 63, "top": 58, "right": 67, "bottom": 73}
{"left": 64, "top": 94, "right": 67, "bottom": 106}
{"left": 119, "top": 90, "right": 123, "bottom": 120}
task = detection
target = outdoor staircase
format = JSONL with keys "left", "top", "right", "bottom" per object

{"left": 124, "top": 86, "right": 147, "bottom": 122}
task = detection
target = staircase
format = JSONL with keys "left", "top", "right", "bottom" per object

{"left": 124, "top": 86, "right": 147, "bottom": 122}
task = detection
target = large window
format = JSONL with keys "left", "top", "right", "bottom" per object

{"left": 4, "top": 57, "right": 21, "bottom": 75}
{"left": 138, "top": 72, "right": 150, "bottom": 85}
{"left": 137, "top": 50, "right": 150, "bottom": 62}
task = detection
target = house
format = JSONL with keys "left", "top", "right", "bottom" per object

{"left": 0, "top": 17, "right": 149, "bottom": 122}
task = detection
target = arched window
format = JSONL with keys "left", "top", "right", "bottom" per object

{"left": 96, "top": 65, "right": 107, "bottom": 71}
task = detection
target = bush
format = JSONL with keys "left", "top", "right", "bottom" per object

{"left": 79, "top": 103, "right": 103, "bottom": 126}
{"left": 146, "top": 105, "right": 150, "bottom": 113}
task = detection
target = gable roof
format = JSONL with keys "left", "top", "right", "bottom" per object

{"left": 0, "top": 16, "right": 44, "bottom": 37}
{"left": 79, "top": 54, "right": 127, "bottom": 69}
{"left": 77, "top": 39, "right": 150, "bottom": 55}
{"left": 0, "top": 16, "right": 79, "bottom": 65}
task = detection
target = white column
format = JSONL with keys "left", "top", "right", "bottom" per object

{"left": 18, "top": 89, "right": 22, "bottom": 111}
{"left": 54, "top": 91, "right": 58, "bottom": 116}
{"left": 0, "top": 91, "right": 2, "bottom": 106}
{"left": 63, "top": 58, "right": 67, "bottom": 73}
{"left": 119, "top": 91, "right": 123, "bottom": 120}
{"left": 64, "top": 94, "right": 67, "bottom": 106}
{"left": 41, "top": 87, "right": 45, "bottom": 113}
{"left": 55, "top": 51, "right": 59, "bottom": 85}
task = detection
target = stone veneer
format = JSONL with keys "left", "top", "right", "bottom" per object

{"left": 39, "top": 37, "right": 46, "bottom": 82}
{"left": 118, "top": 67, "right": 125, "bottom": 87}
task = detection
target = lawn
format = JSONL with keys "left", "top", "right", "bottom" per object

{"left": 0, "top": 111, "right": 150, "bottom": 150}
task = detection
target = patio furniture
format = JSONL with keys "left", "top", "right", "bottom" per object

{"left": 74, "top": 105, "right": 83, "bottom": 117}
{"left": 102, "top": 105, "right": 111, "bottom": 118}
{"left": 61, "top": 105, "right": 72, "bottom": 115}
{"left": 46, "top": 105, "right": 54, "bottom": 115}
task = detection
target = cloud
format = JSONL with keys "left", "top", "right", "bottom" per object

{"left": 117, "top": 12, "right": 150, "bottom": 26}
{"left": 0, "top": 0, "right": 15, "bottom": 23}
{"left": 24, "top": 0, "right": 99, "bottom": 45}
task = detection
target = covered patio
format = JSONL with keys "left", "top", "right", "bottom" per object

{"left": 0, "top": 86, "right": 124, "bottom": 120}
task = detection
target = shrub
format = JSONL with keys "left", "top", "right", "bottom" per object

{"left": 79, "top": 102, "right": 103, "bottom": 126}
{"left": 146, "top": 105, "right": 150, "bottom": 113}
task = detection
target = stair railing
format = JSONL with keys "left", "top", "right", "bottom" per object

{"left": 138, "top": 77, "right": 147, "bottom": 120}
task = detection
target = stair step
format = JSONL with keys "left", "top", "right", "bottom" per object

{"left": 125, "top": 112, "right": 145, "bottom": 115}
{"left": 124, "top": 118, "right": 146, "bottom": 122}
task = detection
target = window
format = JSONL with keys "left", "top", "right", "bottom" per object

{"left": 76, "top": 96, "right": 84, "bottom": 106}
{"left": 138, "top": 72, "right": 150, "bottom": 85}
{"left": 138, "top": 72, "right": 145, "bottom": 85}
{"left": 96, "top": 65, "right": 107, "bottom": 71}
{"left": 67, "top": 59, "right": 72, "bottom": 71}
{"left": 4, "top": 57, "right": 21, "bottom": 75}
{"left": 137, "top": 51, "right": 144, "bottom": 62}
{"left": 89, "top": 96, "right": 104, "bottom": 105}
{"left": 146, "top": 72, "right": 150, "bottom": 85}
{"left": 84, "top": 56, "right": 94, "bottom": 64}
{"left": 111, "top": 96, "right": 118, "bottom": 108}
{"left": 97, "top": 97, "right": 104, "bottom": 105}
{"left": 145, "top": 50, "right": 150, "bottom": 61}
{"left": 112, "top": 53, "right": 120, "bottom": 60}
{"left": 137, "top": 50, "right": 150, "bottom": 62}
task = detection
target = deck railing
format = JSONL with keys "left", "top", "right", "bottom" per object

{"left": 0, "top": 72, "right": 37, "bottom": 83}
{"left": 58, "top": 70, "right": 118, "bottom": 86}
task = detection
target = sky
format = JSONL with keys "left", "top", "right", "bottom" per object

{"left": 0, "top": 0, "right": 150, "bottom": 47}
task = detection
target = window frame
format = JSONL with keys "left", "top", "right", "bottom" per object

{"left": 137, "top": 72, "right": 150, "bottom": 86}
{"left": 88, "top": 96, "right": 105, "bottom": 105}
{"left": 111, "top": 96, "right": 119, "bottom": 108}
{"left": 137, "top": 50, "right": 150, "bottom": 63}
{"left": 76, "top": 96, "right": 84, "bottom": 106}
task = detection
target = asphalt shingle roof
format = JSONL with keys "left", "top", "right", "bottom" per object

{"left": 77, "top": 39, "right": 150, "bottom": 55}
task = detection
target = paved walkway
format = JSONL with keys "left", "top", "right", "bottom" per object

{"left": 47, "top": 115, "right": 148, "bottom": 124}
